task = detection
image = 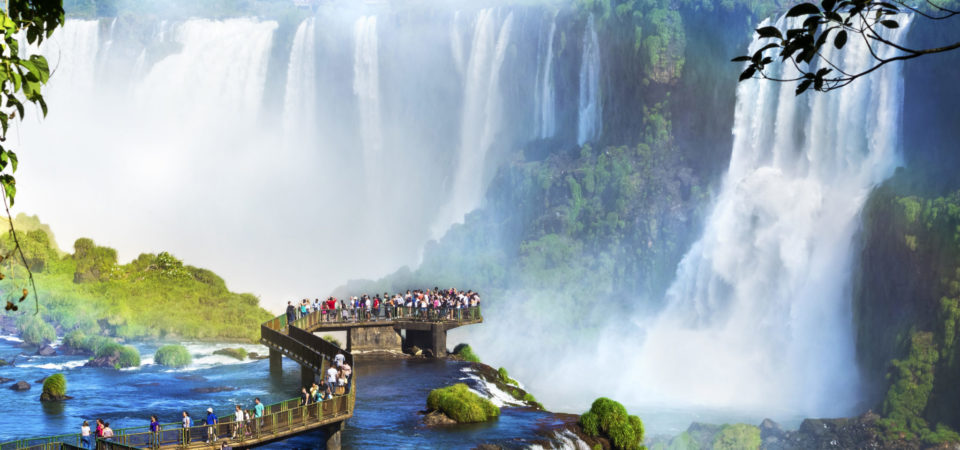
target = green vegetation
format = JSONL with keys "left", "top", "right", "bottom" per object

{"left": 426, "top": 383, "right": 500, "bottom": 423}
{"left": 497, "top": 367, "right": 517, "bottom": 386}
{"left": 712, "top": 424, "right": 760, "bottom": 450}
{"left": 452, "top": 343, "right": 481, "bottom": 363}
{"left": 42, "top": 373, "right": 67, "bottom": 398}
{"left": 0, "top": 217, "right": 271, "bottom": 343}
{"left": 858, "top": 177, "right": 960, "bottom": 444}
{"left": 579, "top": 397, "right": 646, "bottom": 450}
{"left": 322, "top": 335, "right": 342, "bottom": 348}
{"left": 154, "top": 344, "right": 192, "bottom": 368}
{"left": 213, "top": 347, "right": 247, "bottom": 361}
{"left": 95, "top": 341, "right": 140, "bottom": 368}
{"left": 18, "top": 315, "right": 55, "bottom": 346}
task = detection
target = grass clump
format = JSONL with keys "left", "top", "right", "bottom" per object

{"left": 322, "top": 335, "right": 342, "bottom": 348}
{"left": 213, "top": 347, "right": 247, "bottom": 360}
{"left": 42, "top": 373, "right": 67, "bottom": 397}
{"left": 497, "top": 367, "right": 517, "bottom": 385}
{"left": 96, "top": 342, "right": 140, "bottom": 368}
{"left": 18, "top": 316, "right": 55, "bottom": 346}
{"left": 154, "top": 344, "right": 192, "bottom": 368}
{"left": 712, "top": 424, "right": 761, "bottom": 450}
{"left": 452, "top": 343, "right": 480, "bottom": 363}
{"left": 426, "top": 383, "right": 500, "bottom": 423}
{"left": 579, "top": 397, "right": 646, "bottom": 450}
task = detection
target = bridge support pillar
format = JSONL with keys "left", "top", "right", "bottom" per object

{"left": 322, "top": 421, "right": 344, "bottom": 450}
{"left": 300, "top": 365, "right": 315, "bottom": 388}
{"left": 269, "top": 348, "right": 282, "bottom": 374}
{"left": 403, "top": 324, "right": 449, "bottom": 357}
{"left": 431, "top": 323, "right": 447, "bottom": 358}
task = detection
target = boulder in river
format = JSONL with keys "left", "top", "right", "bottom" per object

{"left": 422, "top": 410, "right": 457, "bottom": 427}
{"left": 84, "top": 354, "right": 119, "bottom": 368}
{"left": 36, "top": 344, "right": 56, "bottom": 356}
{"left": 212, "top": 347, "right": 247, "bottom": 360}
{"left": 9, "top": 381, "right": 30, "bottom": 391}
{"left": 0, "top": 377, "right": 13, "bottom": 383}
{"left": 247, "top": 352, "right": 268, "bottom": 360}
{"left": 35, "top": 377, "right": 47, "bottom": 384}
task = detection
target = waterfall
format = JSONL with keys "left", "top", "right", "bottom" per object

{"left": 40, "top": 20, "right": 99, "bottom": 105}
{"left": 534, "top": 12, "right": 558, "bottom": 139}
{"left": 628, "top": 15, "right": 913, "bottom": 416}
{"left": 431, "top": 9, "right": 514, "bottom": 236}
{"left": 353, "top": 15, "right": 383, "bottom": 201}
{"left": 577, "top": 14, "right": 601, "bottom": 146}
{"left": 282, "top": 18, "right": 317, "bottom": 137}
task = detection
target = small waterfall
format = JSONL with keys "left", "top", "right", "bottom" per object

{"left": 353, "top": 15, "right": 383, "bottom": 201}
{"left": 534, "top": 12, "right": 558, "bottom": 139}
{"left": 629, "top": 15, "right": 913, "bottom": 416}
{"left": 432, "top": 9, "right": 514, "bottom": 236}
{"left": 41, "top": 20, "right": 100, "bottom": 105}
{"left": 450, "top": 11, "right": 467, "bottom": 76}
{"left": 282, "top": 18, "right": 317, "bottom": 137}
{"left": 577, "top": 14, "right": 601, "bottom": 146}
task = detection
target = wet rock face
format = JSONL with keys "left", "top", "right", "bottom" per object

{"left": 759, "top": 413, "right": 897, "bottom": 450}
{"left": 10, "top": 381, "right": 30, "bottom": 391}
{"left": 422, "top": 410, "right": 457, "bottom": 427}
{"left": 36, "top": 344, "right": 56, "bottom": 356}
{"left": 84, "top": 354, "right": 119, "bottom": 368}
{"left": 39, "top": 392, "right": 72, "bottom": 402}
{"left": 191, "top": 386, "right": 238, "bottom": 394}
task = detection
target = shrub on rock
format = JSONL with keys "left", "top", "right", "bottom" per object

{"left": 426, "top": 383, "right": 499, "bottom": 423}
{"left": 154, "top": 344, "right": 192, "bottom": 368}
{"left": 40, "top": 373, "right": 68, "bottom": 401}
{"left": 579, "top": 397, "right": 646, "bottom": 450}
{"left": 452, "top": 343, "right": 480, "bottom": 362}
{"left": 213, "top": 347, "right": 247, "bottom": 360}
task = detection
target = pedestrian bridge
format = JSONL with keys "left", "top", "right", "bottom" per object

{"left": 0, "top": 306, "right": 482, "bottom": 449}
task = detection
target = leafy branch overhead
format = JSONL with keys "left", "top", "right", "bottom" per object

{"left": 0, "top": 0, "right": 65, "bottom": 313}
{"left": 732, "top": 0, "right": 960, "bottom": 94}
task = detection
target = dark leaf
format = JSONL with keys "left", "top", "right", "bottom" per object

{"left": 787, "top": 2, "right": 821, "bottom": 16}
{"left": 835, "top": 30, "right": 847, "bottom": 49}
{"left": 821, "top": 0, "right": 837, "bottom": 12}
{"left": 731, "top": 56, "right": 751, "bottom": 62}
{"left": 739, "top": 66, "right": 756, "bottom": 82}
{"left": 880, "top": 20, "right": 899, "bottom": 28}
{"left": 796, "top": 79, "right": 813, "bottom": 95}
{"left": 756, "top": 26, "right": 783, "bottom": 39}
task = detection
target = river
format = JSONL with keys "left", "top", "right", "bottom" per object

{"left": 0, "top": 336, "right": 562, "bottom": 449}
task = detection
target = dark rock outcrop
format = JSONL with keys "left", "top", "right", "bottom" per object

{"left": 84, "top": 354, "right": 119, "bottom": 368}
{"left": 175, "top": 374, "right": 207, "bottom": 382}
{"left": 39, "top": 392, "right": 72, "bottom": 401}
{"left": 247, "top": 352, "right": 268, "bottom": 360}
{"left": 10, "top": 381, "right": 30, "bottom": 391}
{"left": 0, "top": 377, "right": 13, "bottom": 383}
{"left": 191, "top": 386, "right": 237, "bottom": 394}
{"left": 422, "top": 410, "right": 457, "bottom": 427}
{"left": 36, "top": 345, "right": 56, "bottom": 356}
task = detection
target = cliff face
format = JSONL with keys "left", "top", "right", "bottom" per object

{"left": 855, "top": 172, "right": 960, "bottom": 438}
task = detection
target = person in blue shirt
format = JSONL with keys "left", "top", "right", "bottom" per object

{"left": 205, "top": 408, "right": 218, "bottom": 443}
{"left": 149, "top": 415, "right": 161, "bottom": 448}
{"left": 253, "top": 398, "right": 264, "bottom": 433}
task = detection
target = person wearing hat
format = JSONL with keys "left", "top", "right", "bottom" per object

{"left": 205, "top": 407, "right": 218, "bottom": 443}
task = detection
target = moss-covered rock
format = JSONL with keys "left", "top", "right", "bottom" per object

{"left": 452, "top": 343, "right": 480, "bottom": 363}
{"left": 213, "top": 347, "right": 247, "bottom": 360}
{"left": 426, "top": 383, "right": 500, "bottom": 423}
{"left": 579, "top": 397, "right": 645, "bottom": 450}
{"left": 497, "top": 367, "right": 517, "bottom": 386}
{"left": 154, "top": 344, "right": 192, "bottom": 368}
{"left": 40, "top": 373, "right": 68, "bottom": 401}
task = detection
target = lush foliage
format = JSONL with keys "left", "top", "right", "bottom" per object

{"left": 858, "top": 176, "right": 960, "bottom": 443}
{"left": 1, "top": 217, "right": 271, "bottom": 343}
{"left": 154, "top": 344, "right": 192, "bottom": 368}
{"left": 579, "top": 397, "right": 646, "bottom": 450}
{"left": 426, "top": 383, "right": 500, "bottom": 423}
{"left": 95, "top": 341, "right": 140, "bottom": 368}
{"left": 497, "top": 367, "right": 518, "bottom": 386}
{"left": 17, "top": 314, "right": 55, "bottom": 345}
{"left": 42, "top": 373, "right": 67, "bottom": 397}
{"left": 712, "top": 424, "right": 761, "bottom": 450}
{"left": 213, "top": 347, "right": 247, "bottom": 361}
{"left": 452, "top": 343, "right": 481, "bottom": 363}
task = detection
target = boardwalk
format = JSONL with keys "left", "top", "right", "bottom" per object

{"left": 0, "top": 306, "right": 482, "bottom": 450}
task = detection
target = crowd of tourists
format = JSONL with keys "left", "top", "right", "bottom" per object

{"left": 285, "top": 288, "right": 481, "bottom": 324}
{"left": 300, "top": 351, "right": 352, "bottom": 405}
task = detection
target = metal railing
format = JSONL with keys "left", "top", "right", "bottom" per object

{"left": 289, "top": 305, "right": 482, "bottom": 329}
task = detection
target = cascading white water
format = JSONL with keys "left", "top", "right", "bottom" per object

{"left": 577, "top": 14, "right": 601, "bottom": 146}
{"left": 282, "top": 18, "right": 317, "bottom": 138}
{"left": 353, "top": 15, "right": 383, "bottom": 202}
{"left": 41, "top": 20, "right": 99, "bottom": 105}
{"left": 624, "top": 15, "right": 913, "bottom": 417}
{"left": 431, "top": 9, "right": 514, "bottom": 236}
{"left": 534, "top": 12, "right": 558, "bottom": 139}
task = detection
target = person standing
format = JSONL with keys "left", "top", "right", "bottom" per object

{"left": 253, "top": 397, "right": 264, "bottom": 433}
{"left": 95, "top": 419, "right": 104, "bottom": 439}
{"left": 326, "top": 364, "right": 338, "bottom": 397}
{"left": 205, "top": 407, "right": 218, "bottom": 443}
{"left": 182, "top": 411, "right": 192, "bottom": 446}
{"left": 232, "top": 405, "right": 244, "bottom": 439}
{"left": 149, "top": 415, "right": 161, "bottom": 448}
{"left": 285, "top": 301, "right": 296, "bottom": 326}
{"left": 80, "top": 421, "right": 91, "bottom": 449}
{"left": 102, "top": 423, "right": 114, "bottom": 440}
{"left": 342, "top": 362, "right": 352, "bottom": 394}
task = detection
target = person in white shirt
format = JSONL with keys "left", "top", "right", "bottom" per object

{"left": 80, "top": 421, "right": 91, "bottom": 449}
{"left": 326, "top": 365, "right": 338, "bottom": 397}
{"left": 334, "top": 353, "right": 345, "bottom": 368}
